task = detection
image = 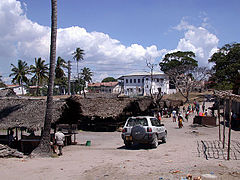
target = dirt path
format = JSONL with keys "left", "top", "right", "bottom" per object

{"left": 1, "top": 113, "right": 240, "bottom": 180}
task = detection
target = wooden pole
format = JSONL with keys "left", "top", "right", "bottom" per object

{"left": 218, "top": 98, "right": 221, "bottom": 141}
{"left": 15, "top": 127, "right": 18, "bottom": 141}
{"left": 223, "top": 99, "right": 226, "bottom": 148}
{"left": 227, "top": 97, "right": 232, "bottom": 160}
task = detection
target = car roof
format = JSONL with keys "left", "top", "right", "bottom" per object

{"left": 128, "top": 116, "right": 155, "bottom": 119}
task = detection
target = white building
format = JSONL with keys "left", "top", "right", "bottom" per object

{"left": 119, "top": 72, "right": 176, "bottom": 96}
{"left": 88, "top": 82, "right": 121, "bottom": 94}
{"left": 6, "top": 84, "right": 27, "bottom": 95}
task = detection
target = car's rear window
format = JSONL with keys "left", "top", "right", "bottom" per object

{"left": 126, "top": 118, "right": 148, "bottom": 126}
{"left": 150, "top": 118, "right": 161, "bottom": 126}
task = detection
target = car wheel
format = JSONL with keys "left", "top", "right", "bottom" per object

{"left": 162, "top": 131, "right": 167, "bottom": 143}
{"left": 124, "top": 141, "right": 132, "bottom": 148}
{"left": 162, "top": 135, "right": 167, "bottom": 143}
{"left": 152, "top": 135, "right": 158, "bottom": 148}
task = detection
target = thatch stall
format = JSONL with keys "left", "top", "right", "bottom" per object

{"left": 0, "top": 97, "right": 65, "bottom": 154}
{"left": 59, "top": 95, "right": 154, "bottom": 131}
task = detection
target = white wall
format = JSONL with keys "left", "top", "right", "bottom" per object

{"left": 122, "top": 74, "right": 173, "bottom": 96}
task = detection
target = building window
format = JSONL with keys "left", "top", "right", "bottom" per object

{"left": 160, "top": 78, "right": 164, "bottom": 83}
{"left": 138, "top": 79, "right": 140, "bottom": 83}
{"left": 130, "top": 79, "right": 132, "bottom": 83}
{"left": 134, "top": 79, "right": 136, "bottom": 83}
{"left": 146, "top": 78, "right": 148, "bottom": 81}
{"left": 126, "top": 79, "right": 128, "bottom": 83}
{"left": 142, "top": 79, "right": 144, "bottom": 83}
{"left": 156, "top": 78, "right": 159, "bottom": 82}
{"left": 139, "top": 88, "right": 141, "bottom": 93}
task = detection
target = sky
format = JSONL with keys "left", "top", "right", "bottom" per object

{"left": 0, "top": 0, "right": 240, "bottom": 83}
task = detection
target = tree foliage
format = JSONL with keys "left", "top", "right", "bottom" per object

{"left": 9, "top": 60, "right": 30, "bottom": 95}
{"left": 80, "top": 67, "right": 92, "bottom": 98}
{"left": 101, "top": 77, "right": 117, "bottom": 82}
{"left": 55, "top": 56, "right": 67, "bottom": 91}
{"left": 208, "top": 43, "right": 240, "bottom": 90}
{"left": 30, "top": 57, "right": 49, "bottom": 95}
{"left": 160, "top": 51, "right": 197, "bottom": 73}
{"left": 159, "top": 51, "right": 200, "bottom": 102}
{"left": 0, "top": 75, "right": 6, "bottom": 88}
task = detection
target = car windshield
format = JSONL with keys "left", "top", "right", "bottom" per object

{"left": 126, "top": 118, "right": 148, "bottom": 126}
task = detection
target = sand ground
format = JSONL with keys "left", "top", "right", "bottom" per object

{"left": 1, "top": 105, "right": 240, "bottom": 180}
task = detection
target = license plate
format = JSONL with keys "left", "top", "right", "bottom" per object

{"left": 126, "top": 136, "right": 132, "bottom": 141}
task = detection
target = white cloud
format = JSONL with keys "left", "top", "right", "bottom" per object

{"left": 0, "top": 0, "right": 219, "bottom": 83}
{"left": 173, "top": 19, "right": 219, "bottom": 66}
{"left": 0, "top": 0, "right": 164, "bottom": 82}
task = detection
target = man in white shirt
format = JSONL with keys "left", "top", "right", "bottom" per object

{"left": 55, "top": 128, "right": 65, "bottom": 156}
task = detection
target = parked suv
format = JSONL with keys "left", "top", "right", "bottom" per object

{"left": 121, "top": 116, "right": 167, "bottom": 148}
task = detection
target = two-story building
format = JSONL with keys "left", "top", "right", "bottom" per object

{"left": 88, "top": 82, "right": 121, "bottom": 94}
{"left": 118, "top": 72, "right": 176, "bottom": 96}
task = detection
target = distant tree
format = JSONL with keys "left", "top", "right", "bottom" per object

{"left": 9, "top": 60, "right": 30, "bottom": 95}
{"left": 72, "top": 47, "right": 84, "bottom": 93}
{"left": 159, "top": 51, "right": 199, "bottom": 102}
{"left": 101, "top": 77, "right": 117, "bottom": 82}
{"left": 30, "top": 57, "right": 49, "bottom": 96}
{"left": 55, "top": 56, "right": 67, "bottom": 94}
{"left": 0, "top": 75, "right": 6, "bottom": 88}
{"left": 80, "top": 67, "right": 93, "bottom": 98}
{"left": 208, "top": 43, "right": 240, "bottom": 90}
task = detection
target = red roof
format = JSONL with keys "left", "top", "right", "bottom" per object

{"left": 88, "top": 82, "right": 118, "bottom": 87}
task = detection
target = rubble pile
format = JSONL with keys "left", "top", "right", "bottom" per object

{"left": 0, "top": 144, "right": 24, "bottom": 158}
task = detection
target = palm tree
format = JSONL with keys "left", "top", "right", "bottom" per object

{"left": 32, "top": 0, "right": 57, "bottom": 157}
{"left": 80, "top": 67, "right": 92, "bottom": 98}
{"left": 55, "top": 56, "right": 67, "bottom": 79}
{"left": 72, "top": 47, "right": 84, "bottom": 93}
{"left": 30, "top": 57, "right": 49, "bottom": 96}
{"left": 9, "top": 60, "right": 30, "bottom": 95}
{"left": 55, "top": 56, "right": 67, "bottom": 94}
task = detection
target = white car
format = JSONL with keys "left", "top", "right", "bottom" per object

{"left": 121, "top": 116, "right": 167, "bottom": 148}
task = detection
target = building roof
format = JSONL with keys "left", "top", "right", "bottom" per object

{"left": 60, "top": 95, "right": 153, "bottom": 120}
{"left": 6, "top": 84, "right": 21, "bottom": 88}
{"left": 0, "top": 98, "right": 65, "bottom": 131}
{"left": 118, "top": 71, "right": 165, "bottom": 79}
{"left": 88, "top": 81, "right": 118, "bottom": 87}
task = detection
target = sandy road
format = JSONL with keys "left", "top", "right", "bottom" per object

{"left": 1, "top": 113, "right": 240, "bottom": 180}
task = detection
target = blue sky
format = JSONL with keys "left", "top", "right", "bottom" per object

{"left": 0, "top": 0, "right": 240, "bottom": 83}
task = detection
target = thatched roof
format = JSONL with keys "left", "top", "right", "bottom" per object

{"left": 64, "top": 95, "right": 153, "bottom": 118}
{"left": 0, "top": 89, "right": 18, "bottom": 97}
{"left": 0, "top": 98, "right": 65, "bottom": 131}
{"left": 59, "top": 95, "right": 154, "bottom": 126}
{"left": 214, "top": 90, "right": 240, "bottom": 102}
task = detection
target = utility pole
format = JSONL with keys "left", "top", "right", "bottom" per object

{"left": 68, "top": 60, "right": 71, "bottom": 95}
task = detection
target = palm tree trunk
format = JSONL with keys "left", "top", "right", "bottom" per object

{"left": 32, "top": 0, "right": 57, "bottom": 157}
{"left": 20, "top": 80, "right": 24, "bottom": 95}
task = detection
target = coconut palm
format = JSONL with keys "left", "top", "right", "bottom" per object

{"left": 9, "top": 60, "right": 30, "bottom": 95}
{"left": 80, "top": 67, "right": 92, "bottom": 98}
{"left": 30, "top": 57, "right": 49, "bottom": 96}
{"left": 55, "top": 56, "right": 67, "bottom": 94}
{"left": 72, "top": 47, "right": 84, "bottom": 93}
{"left": 33, "top": 0, "right": 57, "bottom": 156}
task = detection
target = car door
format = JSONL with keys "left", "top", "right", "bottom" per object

{"left": 150, "top": 118, "right": 162, "bottom": 139}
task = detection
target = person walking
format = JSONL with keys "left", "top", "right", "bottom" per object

{"left": 172, "top": 109, "right": 177, "bottom": 122}
{"left": 55, "top": 128, "right": 65, "bottom": 156}
{"left": 178, "top": 114, "right": 183, "bottom": 128}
